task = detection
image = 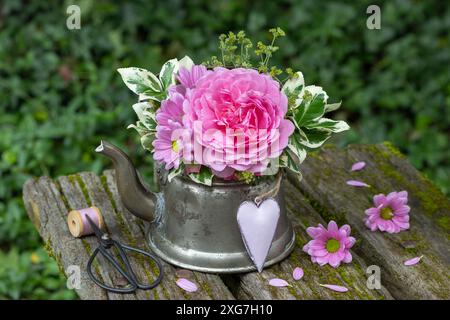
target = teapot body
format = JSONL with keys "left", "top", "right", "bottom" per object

{"left": 148, "top": 174, "right": 295, "bottom": 273}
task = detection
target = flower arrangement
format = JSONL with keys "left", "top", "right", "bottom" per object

{"left": 118, "top": 29, "right": 349, "bottom": 185}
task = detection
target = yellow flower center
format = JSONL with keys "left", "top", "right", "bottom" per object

{"left": 380, "top": 207, "right": 394, "bottom": 220}
{"left": 326, "top": 239, "right": 340, "bottom": 253}
{"left": 171, "top": 140, "right": 179, "bottom": 152}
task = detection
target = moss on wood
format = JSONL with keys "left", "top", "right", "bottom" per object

{"left": 54, "top": 180, "right": 71, "bottom": 210}
{"left": 99, "top": 174, "right": 169, "bottom": 300}
{"left": 44, "top": 237, "right": 65, "bottom": 276}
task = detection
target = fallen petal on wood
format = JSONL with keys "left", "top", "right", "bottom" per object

{"left": 319, "top": 284, "right": 349, "bottom": 292}
{"left": 346, "top": 180, "right": 370, "bottom": 187}
{"left": 292, "top": 267, "right": 304, "bottom": 280}
{"left": 351, "top": 161, "right": 366, "bottom": 171}
{"left": 404, "top": 255, "right": 423, "bottom": 266}
{"left": 176, "top": 278, "right": 198, "bottom": 292}
{"left": 269, "top": 278, "right": 290, "bottom": 287}
{"left": 175, "top": 269, "right": 193, "bottom": 279}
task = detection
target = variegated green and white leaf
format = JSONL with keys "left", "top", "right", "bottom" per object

{"left": 127, "top": 115, "right": 155, "bottom": 135}
{"left": 288, "top": 133, "right": 307, "bottom": 164}
{"left": 297, "top": 128, "right": 309, "bottom": 142}
{"left": 189, "top": 166, "right": 214, "bottom": 186}
{"left": 117, "top": 67, "right": 163, "bottom": 100}
{"left": 292, "top": 92, "right": 326, "bottom": 129}
{"left": 159, "top": 58, "right": 178, "bottom": 90}
{"left": 132, "top": 102, "right": 149, "bottom": 121}
{"left": 141, "top": 90, "right": 167, "bottom": 102}
{"left": 140, "top": 132, "right": 156, "bottom": 151}
{"left": 142, "top": 109, "right": 157, "bottom": 124}
{"left": 131, "top": 102, "right": 157, "bottom": 131}
{"left": 324, "top": 101, "right": 342, "bottom": 113}
{"left": 282, "top": 71, "right": 305, "bottom": 108}
{"left": 299, "top": 128, "right": 332, "bottom": 149}
{"left": 305, "top": 118, "right": 350, "bottom": 133}
{"left": 168, "top": 165, "right": 184, "bottom": 182}
{"left": 178, "top": 55, "right": 194, "bottom": 71}
{"left": 279, "top": 150, "right": 302, "bottom": 176}
{"left": 127, "top": 121, "right": 149, "bottom": 136}
{"left": 283, "top": 71, "right": 305, "bottom": 93}
{"left": 303, "top": 85, "right": 329, "bottom": 104}
{"left": 260, "top": 158, "right": 281, "bottom": 176}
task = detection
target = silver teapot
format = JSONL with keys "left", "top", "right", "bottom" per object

{"left": 96, "top": 140, "right": 295, "bottom": 273}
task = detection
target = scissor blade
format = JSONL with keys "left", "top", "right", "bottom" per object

{"left": 86, "top": 215, "right": 105, "bottom": 239}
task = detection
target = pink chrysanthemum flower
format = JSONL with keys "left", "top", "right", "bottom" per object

{"left": 153, "top": 122, "right": 185, "bottom": 170}
{"left": 303, "top": 221, "right": 355, "bottom": 268}
{"left": 153, "top": 91, "right": 189, "bottom": 170}
{"left": 364, "top": 191, "right": 410, "bottom": 233}
{"left": 177, "top": 65, "right": 210, "bottom": 89}
{"left": 153, "top": 65, "right": 208, "bottom": 169}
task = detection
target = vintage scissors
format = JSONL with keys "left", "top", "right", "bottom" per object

{"left": 85, "top": 215, "right": 163, "bottom": 294}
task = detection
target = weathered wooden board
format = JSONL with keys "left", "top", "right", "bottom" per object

{"left": 23, "top": 173, "right": 234, "bottom": 300}
{"left": 289, "top": 143, "right": 450, "bottom": 299}
{"left": 22, "top": 143, "right": 450, "bottom": 300}
{"left": 222, "top": 181, "right": 393, "bottom": 300}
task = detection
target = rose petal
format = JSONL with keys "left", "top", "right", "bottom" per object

{"left": 269, "top": 278, "right": 290, "bottom": 287}
{"left": 292, "top": 267, "right": 304, "bottom": 280}
{"left": 346, "top": 180, "right": 370, "bottom": 187}
{"left": 351, "top": 161, "right": 366, "bottom": 171}
{"left": 319, "top": 284, "right": 349, "bottom": 292}
{"left": 176, "top": 278, "right": 198, "bottom": 292}
{"left": 404, "top": 255, "right": 423, "bottom": 266}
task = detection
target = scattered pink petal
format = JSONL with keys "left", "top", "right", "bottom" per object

{"left": 176, "top": 278, "right": 198, "bottom": 292}
{"left": 404, "top": 255, "right": 423, "bottom": 266}
{"left": 346, "top": 180, "right": 370, "bottom": 187}
{"left": 269, "top": 278, "right": 290, "bottom": 287}
{"left": 319, "top": 284, "right": 349, "bottom": 292}
{"left": 351, "top": 161, "right": 366, "bottom": 171}
{"left": 292, "top": 267, "right": 304, "bottom": 280}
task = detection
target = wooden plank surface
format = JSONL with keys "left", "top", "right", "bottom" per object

{"left": 290, "top": 143, "right": 450, "bottom": 299}
{"left": 222, "top": 180, "right": 393, "bottom": 300}
{"left": 23, "top": 173, "right": 234, "bottom": 300}
{"left": 22, "top": 143, "right": 450, "bottom": 300}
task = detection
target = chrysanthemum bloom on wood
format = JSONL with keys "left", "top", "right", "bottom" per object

{"left": 364, "top": 191, "right": 410, "bottom": 233}
{"left": 303, "top": 221, "right": 355, "bottom": 268}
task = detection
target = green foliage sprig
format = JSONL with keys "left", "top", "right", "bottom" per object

{"left": 204, "top": 28, "right": 290, "bottom": 80}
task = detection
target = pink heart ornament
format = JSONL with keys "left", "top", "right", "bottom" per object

{"left": 237, "top": 198, "right": 280, "bottom": 273}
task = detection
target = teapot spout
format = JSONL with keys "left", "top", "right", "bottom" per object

{"left": 95, "top": 140, "right": 156, "bottom": 222}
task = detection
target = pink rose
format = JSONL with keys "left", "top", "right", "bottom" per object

{"left": 183, "top": 67, "right": 294, "bottom": 176}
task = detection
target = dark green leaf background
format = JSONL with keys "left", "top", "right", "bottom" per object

{"left": 0, "top": 0, "right": 448, "bottom": 299}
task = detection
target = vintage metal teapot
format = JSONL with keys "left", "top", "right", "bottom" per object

{"left": 96, "top": 140, "right": 295, "bottom": 273}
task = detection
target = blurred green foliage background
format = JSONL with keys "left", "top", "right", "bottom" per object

{"left": 0, "top": 0, "right": 448, "bottom": 299}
